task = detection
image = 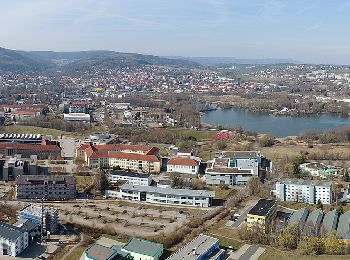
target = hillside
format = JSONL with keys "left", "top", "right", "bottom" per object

{"left": 0, "top": 48, "right": 200, "bottom": 72}
{"left": 0, "top": 47, "right": 54, "bottom": 71}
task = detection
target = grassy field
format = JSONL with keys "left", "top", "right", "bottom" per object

{"left": 2, "top": 124, "right": 106, "bottom": 138}
{"left": 63, "top": 245, "right": 85, "bottom": 260}
{"left": 168, "top": 128, "right": 215, "bottom": 140}
{"left": 75, "top": 176, "right": 95, "bottom": 192}
{"left": 207, "top": 186, "right": 237, "bottom": 200}
{"left": 259, "top": 246, "right": 350, "bottom": 260}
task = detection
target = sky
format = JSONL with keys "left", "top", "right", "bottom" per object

{"left": 0, "top": 0, "right": 350, "bottom": 64}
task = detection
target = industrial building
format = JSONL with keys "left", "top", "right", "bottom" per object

{"left": 288, "top": 208, "right": 309, "bottom": 231}
{"left": 63, "top": 113, "right": 91, "bottom": 122}
{"left": 275, "top": 178, "right": 333, "bottom": 204}
{"left": 321, "top": 209, "right": 339, "bottom": 237}
{"left": 166, "top": 234, "right": 225, "bottom": 260}
{"left": 337, "top": 211, "right": 350, "bottom": 239}
{"left": 304, "top": 209, "right": 324, "bottom": 236}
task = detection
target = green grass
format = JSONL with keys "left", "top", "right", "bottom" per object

{"left": 207, "top": 186, "right": 237, "bottom": 200}
{"left": 75, "top": 176, "right": 95, "bottom": 192}
{"left": 206, "top": 232, "right": 242, "bottom": 251}
{"left": 3, "top": 125, "right": 69, "bottom": 137}
{"left": 259, "top": 246, "right": 350, "bottom": 260}
{"left": 168, "top": 128, "right": 215, "bottom": 140}
{"left": 64, "top": 245, "right": 85, "bottom": 260}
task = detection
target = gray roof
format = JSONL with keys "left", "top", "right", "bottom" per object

{"left": 122, "top": 237, "right": 163, "bottom": 257}
{"left": 322, "top": 210, "right": 339, "bottom": 234}
{"left": 166, "top": 234, "right": 219, "bottom": 260}
{"left": 337, "top": 211, "right": 350, "bottom": 239}
{"left": 288, "top": 208, "right": 309, "bottom": 226}
{"left": 120, "top": 184, "right": 215, "bottom": 198}
{"left": 277, "top": 177, "right": 332, "bottom": 187}
{"left": 14, "top": 219, "right": 39, "bottom": 232}
{"left": 306, "top": 209, "right": 324, "bottom": 227}
{"left": 110, "top": 170, "right": 150, "bottom": 179}
{"left": 0, "top": 221, "right": 26, "bottom": 241}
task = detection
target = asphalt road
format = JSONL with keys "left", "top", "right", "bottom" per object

{"left": 238, "top": 245, "right": 260, "bottom": 260}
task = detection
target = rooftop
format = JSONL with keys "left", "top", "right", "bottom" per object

{"left": 110, "top": 170, "right": 150, "bottom": 179}
{"left": 0, "top": 221, "right": 26, "bottom": 241}
{"left": 322, "top": 209, "right": 339, "bottom": 233}
{"left": 288, "top": 208, "right": 309, "bottom": 226}
{"left": 85, "top": 243, "right": 124, "bottom": 260}
{"left": 166, "top": 234, "right": 219, "bottom": 260}
{"left": 206, "top": 167, "right": 253, "bottom": 174}
{"left": 277, "top": 177, "right": 332, "bottom": 187}
{"left": 120, "top": 184, "right": 215, "bottom": 198}
{"left": 248, "top": 199, "right": 276, "bottom": 217}
{"left": 122, "top": 237, "right": 163, "bottom": 257}
{"left": 168, "top": 157, "right": 200, "bottom": 166}
{"left": 15, "top": 175, "right": 76, "bottom": 185}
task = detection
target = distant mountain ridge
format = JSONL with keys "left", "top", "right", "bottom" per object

{"left": 0, "top": 48, "right": 199, "bottom": 72}
{"left": 167, "top": 56, "right": 302, "bottom": 65}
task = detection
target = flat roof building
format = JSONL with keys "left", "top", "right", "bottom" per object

{"left": 110, "top": 184, "right": 215, "bottom": 207}
{"left": 247, "top": 199, "right": 277, "bottom": 231}
{"left": 166, "top": 234, "right": 224, "bottom": 260}
{"left": 121, "top": 237, "right": 163, "bottom": 260}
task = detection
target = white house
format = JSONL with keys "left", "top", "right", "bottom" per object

{"left": 108, "top": 170, "right": 152, "bottom": 186}
{"left": 0, "top": 221, "right": 29, "bottom": 257}
{"left": 167, "top": 157, "right": 200, "bottom": 175}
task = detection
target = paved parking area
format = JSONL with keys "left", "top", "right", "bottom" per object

{"left": 229, "top": 244, "right": 265, "bottom": 260}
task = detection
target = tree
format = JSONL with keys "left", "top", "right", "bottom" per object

{"left": 298, "top": 237, "right": 325, "bottom": 255}
{"left": 316, "top": 199, "right": 323, "bottom": 211}
{"left": 170, "top": 174, "right": 184, "bottom": 188}
{"left": 42, "top": 106, "right": 50, "bottom": 115}
{"left": 99, "top": 171, "right": 110, "bottom": 193}
{"left": 278, "top": 223, "right": 299, "bottom": 250}
{"left": 343, "top": 169, "right": 350, "bottom": 182}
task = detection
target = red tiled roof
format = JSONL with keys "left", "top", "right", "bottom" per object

{"left": 168, "top": 157, "right": 199, "bottom": 166}
{"left": 108, "top": 152, "right": 160, "bottom": 162}
{"left": 0, "top": 143, "right": 61, "bottom": 151}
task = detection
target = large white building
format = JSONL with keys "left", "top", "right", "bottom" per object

{"left": 0, "top": 221, "right": 29, "bottom": 257}
{"left": 64, "top": 113, "right": 91, "bottom": 122}
{"left": 167, "top": 157, "right": 200, "bottom": 175}
{"left": 275, "top": 178, "right": 333, "bottom": 205}
{"left": 107, "top": 184, "right": 215, "bottom": 207}
{"left": 108, "top": 170, "right": 152, "bottom": 186}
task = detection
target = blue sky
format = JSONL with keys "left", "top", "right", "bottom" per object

{"left": 0, "top": 0, "right": 350, "bottom": 64}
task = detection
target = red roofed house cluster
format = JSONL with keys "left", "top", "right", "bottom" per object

{"left": 75, "top": 143, "right": 161, "bottom": 173}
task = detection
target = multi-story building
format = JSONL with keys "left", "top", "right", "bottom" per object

{"left": 166, "top": 234, "right": 225, "bottom": 260}
{"left": 167, "top": 157, "right": 200, "bottom": 175}
{"left": 0, "top": 141, "right": 61, "bottom": 159}
{"left": 204, "top": 151, "right": 271, "bottom": 186}
{"left": 76, "top": 143, "right": 161, "bottom": 173}
{"left": 15, "top": 175, "right": 76, "bottom": 200}
{"left": 275, "top": 178, "right": 333, "bottom": 205}
{"left": 19, "top": 204, "right": 59, "bottom": 234}
{"left": 205, "top": 167, "right": 254, "bottom": 186}
{"left": 107, "top": 184, "right": 214, "bottom": 207}
{"left": 108, "top": 170, "right": 152, "bottom": 186}
{"left": 63, "top": 113, "right": 90, "bottom": 122}
{"left": 0, "top": 221, "right": 29, "bottom": 257}
{"left": 214, "top": 151, "right": 271, "bottom": 176}
{"left": 246, "top": 199, "right": 277, "bottom": 232}
{"left": 0, "top": 156, "right": 49, "bottom": 181}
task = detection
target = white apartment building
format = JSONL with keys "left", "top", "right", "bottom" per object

{"left": 108, "top": 184, "right": 215, "bottom": 207}
{"left": 108, "top": 171, "right": 152, "bottom": 186}
{"left": 167, "top": 157, "right": 200, "bottom": 175}
{"left": 0, "top": 221, "right": 29, "bottom": 257}
{"left": 275, "top": 178, "right": 333, "bottom": 205}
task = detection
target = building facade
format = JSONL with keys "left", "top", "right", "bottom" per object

{"left": 0, "top": 221, "right": 29, "bottom": 257}
{"left": 275, "top": 178, "right": 333, "bottom": 205}
{"left": 76, "top": 143, "right": 161, "bottom": 173}
{"left": 15, "top": 175, "right": 76, "bottom": 200}
{"left": 167, "top": 157, "right": 200, "bottom": 175}
{"left": 246, "top": 199, "right": 277, "bottom": 232}
{"left": 205, "top": 167, "right": 254, "bottom": 186}
{"left": 108, "top": 170, "right": 152, "bottom": 186}
{"left": 0, "top": 142, "right": 61, "bottom": 160}
{"left": 108, "top": 184, "right": 214, "bottom": 207}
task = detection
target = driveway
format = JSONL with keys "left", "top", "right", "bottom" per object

{"left": 229, "top": 244, "right": 265, "bottom": 260}
{"left": 227, "top": 199, "right": 258, "bottom": 228}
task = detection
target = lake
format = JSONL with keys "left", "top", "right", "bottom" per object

{"left": 201, "top": 108, "right": 350, "bottom": 137}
